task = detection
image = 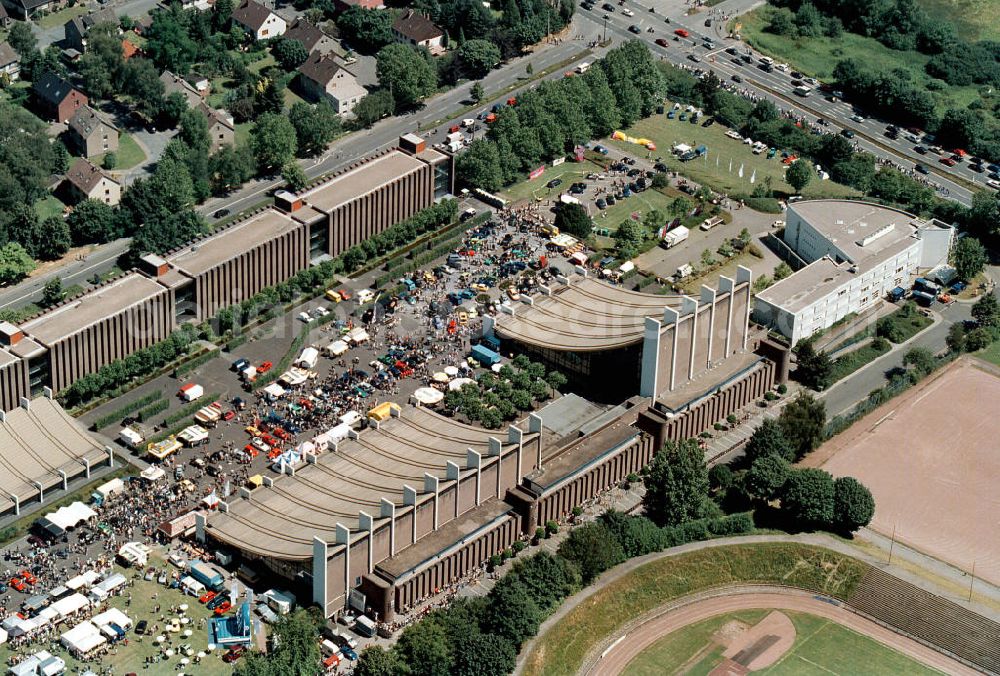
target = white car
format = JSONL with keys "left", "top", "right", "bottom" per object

{"left": 851, "top": 114, "right": 865, "bottom": 123}
{"left": 357, "top": 289, "right": 375, "bottom": 304}
{"left": 297, "top": 311, "right": 311, "bottom": 322}
{"left": 251, "top": 438, "right": 271, "bottom": 453}
{"left": 621, "top": 7, "right": 634, "bottom": 16}
{"left": 312, "top": 306, "right": 330, "bottom": 318}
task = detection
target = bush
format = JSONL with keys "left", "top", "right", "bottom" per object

{"left": 136, "top": 398, "right": 169, "bottom": 423}
{"left": 545, "top": 520, "right": 559, "bottom": 536}
{"left": 91, "top": 390, "right": 163, "bottom": 430}
{"left": 571, "top": 506, "right": 583, "bottom": 517}
{"left": 534, "top": 527, "right": 546, "bottom": 541}
{"left": 512, "top": 540, "right": 526, "bottom": 553}
{"left": 557, "top": 522, "right": 626, "bottom": 584}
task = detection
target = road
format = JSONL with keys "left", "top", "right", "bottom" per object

{"left": 587, "top": 588, "right": 981, "bottom": 676}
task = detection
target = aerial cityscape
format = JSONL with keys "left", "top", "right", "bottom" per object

{"left": 0, "top": 0, "right": 997, "bottom": 672}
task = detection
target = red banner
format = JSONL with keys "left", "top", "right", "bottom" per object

{"left": 529, "top": 165, "right": 545, "bottom": 180}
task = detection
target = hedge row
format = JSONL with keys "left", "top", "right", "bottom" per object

{"left": 161, "top": 392, "right": 218, "bottom": 428}
{"left": 173, "top": 348, "right": 221, "bottom": 378}
{"left": 252, "top": 325, "right": 311, "bottom": 391}
{"left": 91, "top": 390, "right": 163, "bottom": 431}
{"left": 136, "top": 398, "right": 169, "bottom": 423}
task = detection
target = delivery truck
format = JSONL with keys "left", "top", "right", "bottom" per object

{"left": 187, "top": 560, "right": 224, "bottom": 591}
{"left": 660, "top": 226, "right": 690, "bottom": 249}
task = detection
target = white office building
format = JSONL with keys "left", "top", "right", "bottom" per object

{"left": 754, "top": 200, "right": 953, "bottom": 344}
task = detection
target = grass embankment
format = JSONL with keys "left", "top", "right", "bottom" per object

{"left": 624, "top": 609, "right": 943, "bottom": 676}
{"left": 915, "top": 0, "right": 1000, "bottom": 41}
{"left": 828, "top": 340, "right": 892, "bottom": 384}
{"left": 609, "top": 114, "right": 860, "bottom": 200}
{"left": 522, "top": 542, "right": 869, "bottom": 676}
{"left": 739, "top": 7, "right": 983, "bottom": 115}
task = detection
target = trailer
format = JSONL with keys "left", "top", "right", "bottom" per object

{"left": 118, "top": 427, "right": 144, "bottom": 449}
{"left": 177, "top": 425, "right": 210, "bottom": 447}
{"left": 660, "top": 226, "right": 690, "bottom": 249}
{"left": 911, "top": 289, "right": 936, "bottom": 306}
{"left": 699, "top": 216, "right": 723, "bottom": 231}
{"left": 187, "top": 560, "right": 224, "bottom": 591}
{"left": 178, "top": 383, "right": 203, "bottom": 401}
{"left": 470, "top": 345, "right": 501, "bottom": 367}
{"left": 146, "top": 437, "right": 182, "bottom": 461}
{"left": 793, "top": 85, "right": 812, "bottom": 97}
{"left": 194, "top": 402, "right": 223, "bottom": 427}
{"left": 296, "top": 347, "right": 319, "bottom": 369}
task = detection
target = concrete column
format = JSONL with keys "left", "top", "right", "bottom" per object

{"left": 403, "top": 484, "right": 417, "bottom": 544}
{"left": 446, "top": 461, "right": 460, "bottom": 516}
{"left": 83, "top": 458, "right": 90, "bottom": 479}
{"left": 12, "top": 496, "right": 19, "bottom": 516}
{"left": 701, "top": 285, "right": 717, "bottom": 370}
{"left": 195, "top": 513, "right": 206, "bottom": 542}
{"left": 737, "top": 266, "right": 753, "bottom": 350}
{"left": 312, "top": 537, "right": 328, "bottom": 610}
{"left": 640, "top": 316, "right": 661, "bottom": 399}
{"left": 573, "top": 266, "right": 588, "bottom": 277}
{"left": 683, "top": 296, "right": 699, "bottom": 382}
{"left": 43, "top": 386, "right": 53, "bottom": 400}
{"left": 719, "top": 275, "right": 736, "bottom": 357}
{"left": 35, "top": 481, "right": 43, "bottom": 503}
{"left": 489, "top": 437, "right": 503, "bottom": 497}
{"left": 105, "top": 445, "right": 114, "bottom": 468}
{"left": 381, "top": 498, "right": 396, "bottom": 557}
{"left": 57, "top": 470, "right": 67, "bottom": 491}
{"left": 335, "top": 523, "right": 350, "bottom": 605}
{"left": 424, "top": 473, "right": 440, "bottom": 530}
{"left": 359, "top": 511, "right": 374, "bottom": 574}
{"left": 507, "top": 426, "right": 523, "bottom": 484}
{"left": 467, "top": 449, "right": 482, "bottom": 506}
{"left": 664, "top": 306, "right": 680, "bottom": 392}
{"left": 528, "top": 414, "right": 543, "bottom": 470}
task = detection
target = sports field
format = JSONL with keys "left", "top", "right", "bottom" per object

{"left": 624, "top": 609, "right": 942, "bottom": 676}
{"left": 815, "top": 358, "right": 1000, "bottom": 586}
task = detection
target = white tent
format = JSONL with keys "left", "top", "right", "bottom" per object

{"left": 345, "top": 327, "right": 369, "bottom": 345}
{"left": 449, "top": 377, "right": 475, "bottom": 391}
{"left": 65, "top": 570, "right": 100, "bottom": 591}
{"left": 9, "top": 651, "right": 65, "bottom": 676}
{"left": 279, "top": 369, "right": 308, "bottom": 387}
{"left": 412, "top": 387, "right": 444, "bottom": 406}
{"left": 140, "top": 465, "right": 166, "bottom": 482}
{"left": 324, "top": 340, "right": 349, "bottom": 357}
{"left": 45, "top": 502, "right": 97, "bottom": 530}
{"left": 117, "top": 542, "right": 151, "bottom": 567}
{"left": 34, "top": 607, "right": 58, "bottom": 628}
{"left": 3, "top": 615, "right": 38, "bottom": 637}
{"left": 92, "top": 607, "right": 131, "bottom": 631}
{"left": 88, "top": 573, "right": 126, "bottom": 602}
{"left": 0, "top": 627, "right": 6, "bottom": 645}
{"left": 296, "top": 347, "right": 319, "bottom": 369}
{"left": 50, "top": 593, "right": 89, "bottom": 620}
{"left": 61, "top": 621, "right": 106, "bottom": 656}
{"left": 263, "top": 383, "right": 286, "bottom": 399}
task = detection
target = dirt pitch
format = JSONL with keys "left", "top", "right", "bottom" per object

{"left": 814, "top": 358, "right": 1000, "bottom": 585}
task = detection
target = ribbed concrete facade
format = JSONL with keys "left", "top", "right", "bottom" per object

{"left": 0, "top": 355, "right": 28, "bottom": 412}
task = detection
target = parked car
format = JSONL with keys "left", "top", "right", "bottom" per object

{"left": 212, "top": 209, "right": 230, "bottom": 219}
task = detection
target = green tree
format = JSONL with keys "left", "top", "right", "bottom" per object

{"left": 66, "top": 199, "right": 119, "bottom": 245}
{"left": 744, "top": 418, "right": 794, "bottom": 463}
{"left": 145, "top": 7, "right": 199, "bottom": 73}
{"left": 745, "top": 454, "right": 790, "bottom": 500}
{"left": 952, "top": 236, "right": 987, "bottom": 282}
{"left": 119, "top": 58, "right": 166, "bottom": 118}
{"left": 251, "top": 113, "right": 298, "bottom": 173}
{"left": 506, "top": 551, "right": 580, "bottom": 612}
{"left": 234, "top": 609, "right": 321, "bottom": 675}
{"left": 458, "top": 39, "right": 501, "bottom": 79}
{"left": 554, "top": 202, "right": 592, "bottom": 239}
{"left": 946, "top": 322, "right": 967, "bottom": 353}
{"left": 209, "top": 144, "right": 256, "bottom": 194}
{"left": 351, "top": 90, "right": 395, "bottom": 129}
{"left": 833, "top": 476, "right": 875, "bottom": 532}
{"left": 282, "top": 162, "right": 308, "bottom": 191}
{"left": 354, "top": 646, "right": 405, "bottom": 676}
{"left": 102, "top": 152, "right": 118, "bottom": 169}
{"left": 773, "top": 261, "right": 792, "bottom": 280}
{"left": 598, "top": 511, "right": 667, "bottom": 557}
{"left": 336, "top": 6, "right": 395, "bottom": 54}
{"left": 642, "top": 438, "right": 709, "bottom": 527}
{"left": 780, "top": 467, "right": 835, "bottom": 527}
{"left": 376, "top": 43, "right": 439, "bottom": 109}
{"left": 481, "top": 576, "right": 543, "bottom": 647}
{"left": 396, "top": 620, "right": 452, "bottom": 676}
{"left": 452, "top": 633, "right": 516, "bottom": 676}
{"left": 785, "top": 159, "right": 813, "bottom": 193}
{"left": 289, "top": 102, "right": 341, "bottom": 156}
{"left": 30, "top": 216, "right": 72, "bottom": 260}
{"left": 794, "top": 340, "right": 832, "bottom": 390}
{"left": 0, "top": 242, "right": 36, "bottom": 285}
{"left": 42, "top": 277, "right": 64, "bottom": 306}
{"left": 470, "top": 81, "right": 485, "bottom": 104}
{"left": 971, "top": 292, "right": 1000, "bottom": 328}
{"left": 272, "top": 37, "right": 309, "bottom": 71}
{"left": 902, "top": 346, "right": 936, "bottom": 376}
{"left": 456, "top": 139, "right": 503, "bottom": 191}
{"left": 8, "top": 22, "right": 37, "bottom": 59}
{"left": 778, "top": 392, "right": 827, "bottom": 460}
{"left": 556, "top": 522, "right": 625, "bottom": 583}
{"left": 546, "top": 370, "right": 567, "bottom": 392}
{"left": 876, "top": 316, "right": 905, "bottom": 343}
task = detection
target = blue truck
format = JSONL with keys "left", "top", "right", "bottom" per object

{"left": 470, "top": 345, "right": 501, "bottom": 367}
{"left": 888, "top": 286, "right": 907, "bottom": 302}
{"left": 188, "top": 560, "right": 224, "bottom": 591}
{"left": 914, "top": 277, "right": 940, "bottom": 295}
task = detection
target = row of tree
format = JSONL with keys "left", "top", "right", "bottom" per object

{"left": 442, "top": 356, "right": 567, "bottom": 428}
{"left": 457, "top": 41, "right": 665, "bottom": 191}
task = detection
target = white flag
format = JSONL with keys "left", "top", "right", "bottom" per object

{"left": 738, "top": 163, "right": 744, "bottom": 178}
{"left": 750, "top": 169, "right": 756, "bottom": 184}
{"left": 716, "top": 155, "right": 719, "bottom": 167}
{"left": 728, "top": 159, "right": 732, "bottom": 173}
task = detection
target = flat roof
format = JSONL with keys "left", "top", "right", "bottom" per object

{"left": 207, "top": 405, "right": 532, "bottom": 560}
{"left": 299, "top": 151, "right": 426, "bottom": 214}
{"left": 0, "top": 397, "right": 108, "bottom": 504}
{"left": 791, "top": 200, "right": 921, "bottom": 264}
{"left": 168, "top": 209, "right": 299, "bottom": 277}
{"left": 20, "top": 274, "right": 167, "bottom": 346}
{"left": 494, "top": 276, "right": 682, "bottom": 351}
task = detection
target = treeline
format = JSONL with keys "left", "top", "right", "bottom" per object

{"left": 442, "top": 356, "right": 566, "bottom": 429}
{"left": 763, "top": 1, "right": 1000, "bottom": 163}
{"left": 457, "top": 41, "right": 664, "bottom": 191}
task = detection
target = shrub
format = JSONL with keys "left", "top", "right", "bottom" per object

{"left": 571, "top": 506, "right": 583, "bottom": 517}
{"left": 545, "top": 520, "right": 559, "bottom": 536}
{"left": 557, "top": 522, "right": 626, "bottom": 584}
{"left": 512, "top": 540, "right": 526, "bottom": 554}
{"left": 534, "top": 527, "right": 545, "bottom": 541}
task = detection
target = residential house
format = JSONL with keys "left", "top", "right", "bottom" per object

{"left": 0, "top": 42, "right": 20, "bottom": 82}
{"left": 392, "top": 10, "right": 444, "bottom": 54}
{"left": 63, "top": 8, "right": 119, "bottom": 52}
{"left": 2, "top": 0, "right": 63, "bottom": 21}
{"left": 333, "top": 0, "right": 383, "bottom": 11}
{"left": 133, "top": 15, "right": 153, "bottom": 35}
{"left": 197, "top": 102, "right": 235, "bottom": 154}
{"left": 33, "top": 72, "right": 89, "bottom": 123}
{"left": 121, "top": 38, "right": 140, "bottom": 60}
{"left": 296, "top": 51, "right": 366, "bottom": 117}
{"left": 64, "top": 158, "right": 121, "bottom": 206}
{"left": 159, "top": 70, "right": 202, "bottom": 108}
{"left": 67, "top": 105, "right": 119, "bottom": 159}
{"left": 283, "top": 18, "right": 335, "bottom": 55}
{"left": 0, "top": 5, "right": 10, "bottom": 28}
{"left": 231, "top": 0, "right": 286, "bottom": 41}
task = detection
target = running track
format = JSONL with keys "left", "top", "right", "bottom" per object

{"left": 587, "top": 587, "right": 981, "bottom": 676}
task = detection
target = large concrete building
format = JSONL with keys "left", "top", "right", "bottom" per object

{"left": 754, "top": 200, "right": 953, "bottom": 344}
{"left": 0, "top": 136, "right": 453, "bottom": 408}
{"left": 197, "top": 268, "right": 788, "bottom": 620}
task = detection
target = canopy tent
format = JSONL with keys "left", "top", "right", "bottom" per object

{"left": 141, "top": 466, "right": 165, "bottom": 483}
{"left": 271, "top": 449, "right": 302, "bottom": 471}
{"left": 117, "top": 542, "right": 151, "bottom": 567}
{"left": 325, "top": 340, "right": 349, "bottom": 357}
{"left": 412, "top": 387, "right": 444, "bottom": 406}
{"left": 431, "top": 372, "right": 449, "bottom": 383}
{"left": 49, "top": 593, "right": 89, "bottom": 619}
{"left": 345, "top": 327, "right": 369, "bottom": 345}
{"left": 3, "top": 615, "right": 39, "bottom": 637}
{"left": 279, "top": 369, "right": 308, "bottom": 387}
{"left": 202, "top": 493, "right": 220, "bottom": 509}
{"left": 88, "top": 572, "right": 126, "bottom": 601}
{"left": 314, "top": 423, "right": 351, "bottom": 451}
{"left": 92, "top": 607, "right": 131, "bottom": 631}
{"left": 9, "top": 651, "right": 65, "bottom": 676}
{"left": 443, "top": 366, "right": 460, "bottom": 377}
{"left": 40, "top": 502, "right": 96, "bottom": 531}
{"left": 448, "top": 377, "right": 475, "bottom": 391}
{"left": 65, "top": 570, "right": 100, "bottom": 591}
{"left": 61, "top": 620, "right": 106, "bottom": 655}
{"left": 0, "top": 627, "right": 6, "bottom": 645}
{"left": 263, "top": 383, "right": 286, "bottom": 399}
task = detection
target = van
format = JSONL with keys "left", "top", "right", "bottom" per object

{"left": 759, "top": 56, "right": 773, "bottom": 66}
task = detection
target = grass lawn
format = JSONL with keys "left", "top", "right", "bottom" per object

{"left": 739, "top": 8, "right": 986, "bottom": 116}
{"left": 974, "top": 338, "right": 1000, "bottom": 367}
{"left": 829, "top": 340, "right": 892, "bottom": 384}
{"left": 92, "top": 132, "right": 147, "bottom": 170}
{"left": 235, "top": 122, "right": 252, "bottom": 148}
{"left": 916, "top": 0, "right": 1000, "bottom": 41}
{"left": 501, "top": 158, "right": 605, "bottom": 203}
{"left": 35, "top": 194, "right": 68, "bottom": 221}
{"left": 0, "top": 552, "right": 238, "bottom": 674}
{"left": 607, "top": 113, "right": 861, "bottom": 200}
{"left": 597, "top": 186, "right": 678, "bottom": 231}
{"left": 522, "top": 543, "right": 870, "bottom": 676}
{"left": 877, "top": 304, "right": 934, "bottom": 343}
{"left": 625, "top": 610, "right": 942, "bottom": 676}
{"left": 35, "top": 4, "right": 87, "bottom": 29}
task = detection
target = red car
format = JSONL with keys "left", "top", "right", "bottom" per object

{"left": 655, "top": 38, "right": 669, "bottom": 47}
{"left": 939, "top": 157, "right": 957, "bottom": 167}
{"left": 20, "top": 571, "right": 36, "bottom": 585}
{"left": 337, "top": 289, "right": 352, "bottom": 301}
{"left": 674, "top": 28, "right": 689, "bottom": 37}
{"left": 223, "top": 647, "right": 245, "bottom": 663}
{"left": 951, "top": 148, "right": 968, "bottom": 157}
{"left": 222, "top": 410, "right": 235, "bottom": 421}
{"left": 10, "top": 578, "right": 25, "bottom": 592}
{"left": 199, "top": 591, "right": 217, "bottom": 604}
{"left": 213, "top": 601, "right": 232, "bottom": 616}
{"left": 257, "top": 361, "right": 273, "bottom": 374}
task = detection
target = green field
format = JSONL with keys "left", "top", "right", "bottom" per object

{"left": 916, "top": 0, "right": 1000, "bottom": 41}
{"left": 35, "top": 5, "right": 88, "bottom": 29}
{"left": 974, "top": 338, "right": 1000, "bottom": 367}
{"left": 522, "top": 543, "right": 870, "bottom": 676}
{"left": 738, "top": 8, "right": 985, "bottom": 116}
{"left": 608, "top": 113, "right": 861, "bottom": 200}
{"left": 94, "top": 132, "right": 147, "bottom": 171}
{"left": 34, "top": 194, "right": 68, "bottom": 221}
{"left": 624, "top": 610, "right": 942, "bottom": 676}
